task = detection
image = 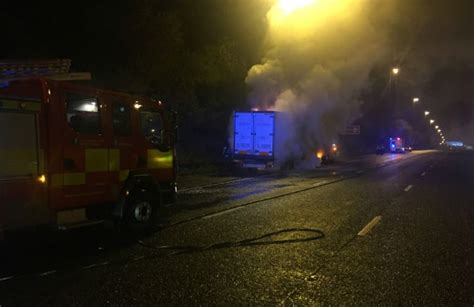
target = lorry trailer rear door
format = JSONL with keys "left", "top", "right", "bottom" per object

{"left": 234, "top": 112, "right": 253, "bottom": 155}
{"left": 253, "top": 112, "right": 274, "bottom": 157}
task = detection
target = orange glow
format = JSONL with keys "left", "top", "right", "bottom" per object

{"left": 316, "top": 150, "right": 324, "bottom": 159}
{"left": 37, "top": 174, "right": 46, "bottom": 184}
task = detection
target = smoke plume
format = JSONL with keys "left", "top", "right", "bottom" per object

{"left": 246, "top": 0, "right": 395, "bottom": 161}
{"left": 246, "top": 0, "right": 474, "bottom": 155}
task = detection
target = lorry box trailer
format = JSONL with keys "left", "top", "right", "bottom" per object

{"left": 230, "top": 111, "right": 280, "bottom": 169}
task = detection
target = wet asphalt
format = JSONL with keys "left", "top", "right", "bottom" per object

{"left": 0, "top": 150, "right": 473, "bottom": 305}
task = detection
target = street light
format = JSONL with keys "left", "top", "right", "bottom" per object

{"left": 435, "top": 125, "right": 439, "bottom": 129}
{"left": 430, "top": 119, "right": 435, "bottom": 124}
{"left": 437, "top": 129, "right": 441, "bottom": 132}
{"left": 278, "top": 0, "right": 316, "bottom": 15}
{"left": 413, "top": 97, "right": 419, "bottom": 103}
{"left": 392, "top": 67, "right": 400, "bottom": 75}
{"left": 424, "top": 111, "right": 430, "bottom": 116}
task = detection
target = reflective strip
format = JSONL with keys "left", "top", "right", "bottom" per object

{"left": 119, "top": 169, "right": 130, "bottom": 182}
{"left": 57, "top": 208, "right": 87, "bottom": 225}
{"left": 51, "top": 174, "right": 63, "bottom": 187}
{"left": 0, "top": 99, "right": 41, "bottom": 111}
{"left": 51, "top": 173, "right": 86, "bottom": 187}
{"left": 147, "top": 149, "right": 173, "bottom": 169}
{"left": 0, "top": 149, "right": 38, "bottom": 177}
{"left": 64, "top": 173, "right": 86, "bottom": 185}
{"left": 85, "top": 149, "right": 108, "bottom": 172}
{"left": 108, "top": 149, "right": 120, "bottom": 171}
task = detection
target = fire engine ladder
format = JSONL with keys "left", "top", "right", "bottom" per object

{"left": 0, "top": 59, "right": 91, "bottom": 83}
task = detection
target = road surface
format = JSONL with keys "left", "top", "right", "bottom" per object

{"left": 0, "top": 150, "right": 473, "bottom": 305}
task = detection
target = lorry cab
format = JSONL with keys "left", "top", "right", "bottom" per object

{"left": 0, "top": 61, "right": 177, "bottom": 238}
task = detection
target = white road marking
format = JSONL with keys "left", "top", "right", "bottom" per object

{"left": 0, "top": 276, "right": 14, "bottom": 282}
{"left": 202, "top": 206, "right": 244, "bottom": 219}
{"left": 421, "top": 172, "right": 426, "bottom": 176}
{"left": 81, "top": 261, "right": 109, "bottom": 270}
{"left": 38, "top": 270, "right": 57, "bottom": 276}
{"left": 404, "top": 184, "right": 413, "bottom": 192}
{"left": 358, "top": 216, "right": 382, "bottom": 236}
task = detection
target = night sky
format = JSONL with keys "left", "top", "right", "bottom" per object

{"left": 1, "top": 0, "right": 473, "bottom": 146}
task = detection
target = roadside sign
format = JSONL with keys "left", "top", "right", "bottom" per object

{"left": 341, "top": 125, "right": 360, "bottom": 135}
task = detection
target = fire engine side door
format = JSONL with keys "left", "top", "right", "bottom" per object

{"left": 103, "top": 95, "right": 137, "bottom": 200}
{"left": 54, "top": 86, "right": 111, "bottom": 209}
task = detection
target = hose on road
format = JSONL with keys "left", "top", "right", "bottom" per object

{"left": 138, "top": 228, "right": 325, "bottom": 255}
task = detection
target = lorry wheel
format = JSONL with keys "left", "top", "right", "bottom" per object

{"left": 123, "top": 191, "right": 159, "bottom": 235}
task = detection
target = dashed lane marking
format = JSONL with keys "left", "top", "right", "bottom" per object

{"left": 404, "top": 184, "right": 413, "bottom": 192}
{"left": 37, "top": 270, "right": 57, "bottom": 277}
{"left": 357, "top": 216, "right": 382, "bottom": 236}
{"left": 81, "top": 261, "right": 109, "bottom": 270}
{"left": 0, "top": 276, "right": 14, "bottom": 282}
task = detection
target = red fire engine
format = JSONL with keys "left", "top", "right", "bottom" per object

{"left": 0, "top": 59, "right": 177, "bottom": 239}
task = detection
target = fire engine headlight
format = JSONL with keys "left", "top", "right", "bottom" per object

{"left": 37, "top": 174, "right": 47, "bottom": 184}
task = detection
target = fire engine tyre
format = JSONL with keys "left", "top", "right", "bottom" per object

{"left": 123, "top": 191, "right": 159, "bottom": 234}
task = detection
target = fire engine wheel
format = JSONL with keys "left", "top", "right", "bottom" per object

{"left": 123, "top": 191, "right": 159, "bottom": 234}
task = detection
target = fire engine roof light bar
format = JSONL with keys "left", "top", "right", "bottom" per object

{"left": 1, "top": 59, "right": 70, "bottom": 76}
{"left": 0, "top": 59, "right": 91, "bottom": 82}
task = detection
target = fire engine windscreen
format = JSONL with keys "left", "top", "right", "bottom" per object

{"left": 140, "top": 110, "right": 163, "bottom": 144}
{"left": 0, "top": 112, "right": 39, "bottom": 178}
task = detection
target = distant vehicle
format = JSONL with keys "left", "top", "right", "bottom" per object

{"left": 389, "top": 137, "right": 406, "bottom": 153}
{"left": 375, "top": 144, "right": 385, "bottom": 155}
{"left": 406, "top": 146, "right": 413, "bottom": 152}
{"left": 0, "top": 59, "right": 178, "bottom": 239}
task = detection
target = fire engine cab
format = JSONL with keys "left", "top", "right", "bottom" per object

{"left": 0, "top": 59, "right": 177, "bottom": 239}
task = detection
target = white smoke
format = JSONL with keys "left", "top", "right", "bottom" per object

{"left": 246, "top": 0, "right": 393, "bottom": 162}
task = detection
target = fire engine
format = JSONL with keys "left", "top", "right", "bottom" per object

{"left": 0, "top": 59, "right": 177, "bottom": 239}
{"left": 389, "top": 137, "right": 405, "bottom": 153}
